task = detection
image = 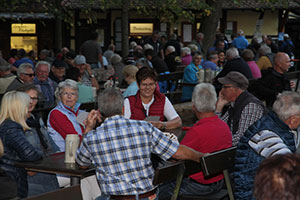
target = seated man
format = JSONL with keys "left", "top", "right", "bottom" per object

{"left": 216, "top": 71, "right": 265, "bottom": 145}
{"left": 159, "top": 83, "right": 232, "bottom": 199}
{"left": 76, "top": 88, "right": 202, "bottom": 199}
{"left": 34, "top": 61, "right": 57, "bottom": 107}
{"left": 124, "top": 66, "right": 182, "bottom": 130}
{"left": 249, "top": 52, "right": 293, "bottom": 108}
{"left": 6, "top": 63, "right": 35, "bottom": 92}
{"left": 254, "top": 154, "right": 300, "bottom": 200}
{"left": 233, "top": 91, "right": 300, "bottom": 200}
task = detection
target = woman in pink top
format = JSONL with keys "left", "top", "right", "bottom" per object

{"left": 241, "top": 49, "right": 261, "bottom": 79}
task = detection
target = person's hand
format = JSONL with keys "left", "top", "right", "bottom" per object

{"left": 216, "top": 91, "right": 229, "bottom": 112}
{"left": 149, "top": 121, "right": 164, "bottom": 130}
{"left": 290, "top": 81, "right": 296, "bottom": 89}
{"left": 86, "top": 64, "right": 93, "bottom": 75}
{"left": 84, "top": 110, "right": 102, "bottom": 134}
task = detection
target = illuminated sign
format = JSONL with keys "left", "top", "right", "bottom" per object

{"left": 130, "top": 23, "right": 153, "bottom": 35}
{"left": 11, "top": 24, "right": 36, "bottom": 34}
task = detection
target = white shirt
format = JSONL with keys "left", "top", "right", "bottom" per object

{"left": 124, "top": 96, "right": 179, "bottom": 121}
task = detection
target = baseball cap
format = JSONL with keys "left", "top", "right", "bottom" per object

{"left": 218, "top": 71, "right": 249, "bottom": 90}
{"left": 52, "top": 59, "right": 68, "bottom": 68}
{"left": 74, "top": 55, "right": 86, "bottom": 65}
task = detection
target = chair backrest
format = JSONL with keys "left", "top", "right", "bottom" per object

{"left": 26, "top": 185, "right": 83, "bottom": 200}
{"left": 286, "top": 71, "right": 300, "bottom": 92}
{"left": 79, "top": 101, "right": 98, "bottom": 111}
{"left": 152, "top": 160, "right": 183, "bottom": 185}
{"left": 200, "top": 146, "right": 236, "bottom": 178}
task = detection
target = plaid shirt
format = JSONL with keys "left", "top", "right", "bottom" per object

{"left": 217, "top": 102, "right": 264, "bottom": 146}
{"left": 76, "top": 115, "right": 179, "bottom": 195}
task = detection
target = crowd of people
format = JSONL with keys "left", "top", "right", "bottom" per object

{"left": 0, "top": 29, "right": 299, "bottom": 200}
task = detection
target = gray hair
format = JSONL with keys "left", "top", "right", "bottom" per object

{"left": 181, "top": 47, "right": 191, "bottom": 55}
{"left": 166, "top": 46, "right": 176, "bottom": 53}
{"left": 130, "top": 41, "right": 137, "bottom": 49}
{"left": 273, "top": 92, "right": 300, "bottom": 121}
{"left": 110, "top": 54, "right": 122, "bottom": 65}
{"left": 0, "top": 58, "right": 11, "bottom": 72}
{"left": 258, "top": 45, "right": 272, "bottom": 56}
{"left": 17, "top": 63, "right": 33, "bottom": 77}
{"left": 97, "top": 88, "right": 123, "bottom": 118}
{"left": 55, "top": 79, "right": 79, "bottom": 100}
{"left": 143, "top": 43, "right": 154, "bottom": 51}
{"left": 226, "top": 47, "right": 239, "bottom": 60}
{"left": 192, "top": 83, "right": 217, "bottom": 113}
{"left": 35, "top": 61, "right": 51, "bottom": 73}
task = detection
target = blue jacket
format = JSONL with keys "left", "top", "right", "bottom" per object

{"left": 0, "top": 120, "right": 42, "bottom": 198}
{"left": 233, "top": 111, "right": 296, "bottom": 200}
{"left": 181, "top": 62, "right": 202, "bottom": 101}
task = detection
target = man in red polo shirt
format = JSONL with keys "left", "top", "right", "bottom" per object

{"left": 159, "top": 83, "right": 232, "bottom": 199}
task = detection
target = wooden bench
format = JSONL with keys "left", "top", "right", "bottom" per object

{"left": 157, "top": 71, "right": 184, "bottom": 92}
{"left": 26, "top": 185, "right": 83, "bottom": 200}
{"left": 180, "top": 147, "right": 237, "bottom": 200}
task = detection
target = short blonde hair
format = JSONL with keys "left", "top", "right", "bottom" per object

{"left": 123, "top": 65, "right": 139, "bottom": 80}
{"left": 0, "top": 91, "right": 30, "bottom": 130}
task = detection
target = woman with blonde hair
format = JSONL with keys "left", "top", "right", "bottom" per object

{"left": 0, "top": 91, "right": 42, "bottom": 198}
{"left": 122, "top": 65, "right": 139, "bottom": 97}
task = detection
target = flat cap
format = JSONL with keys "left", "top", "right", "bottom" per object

{"left": 218, "top": 71, "right": 249, "bottom": 90}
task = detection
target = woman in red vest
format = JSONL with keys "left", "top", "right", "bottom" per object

{"left": 124, "top": 66, "right": 182, "bottom": 130}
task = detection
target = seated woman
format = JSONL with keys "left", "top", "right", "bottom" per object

{"left": 0, "top": 91, "right": 42, "bottom": 198}
{"left": 48, "top": 79, "right": 94, "bottom": 152}
{"left": 65, "top": 67, "right": 95, "bottom": 103}
{"left": 122, "top": 65, "right": 139, "bottom": 97}
{"left": 18, "top": 84, "right": 60, "bottom": 197}
{"left": 181, "top": 52, "right": 203, "bottom": 102}
{"left": 124, "top": 66, "right": 182, "bottom": 130}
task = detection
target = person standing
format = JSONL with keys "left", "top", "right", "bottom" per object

{"left": 80, "top": 31, "right": 104, "bottom": 69}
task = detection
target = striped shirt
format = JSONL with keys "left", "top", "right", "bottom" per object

{"left": 249, "top": 130, "right": 299, "bottom": 157}
{"left": 76, "top": 115, "right": 179, "bottom": 195}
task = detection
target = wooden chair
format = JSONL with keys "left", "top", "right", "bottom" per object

{"left": 286, "top": 71, "right": 300, "bottom": 92}
{"left": 180, "top": 147, "right": 237, "bottom": 200}
{"left": 153, "top": 160, "right": 185, "bottom": 200}
{"left": 26, "top": 185, "right": 83, "bottom": 200}
{"left": 79, "top": 102, "right": 98, "bottom": 111}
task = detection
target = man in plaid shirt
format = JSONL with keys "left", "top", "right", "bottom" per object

{"left": 216, "top": 71, "right": 266, "bottom": 146}
{"left": 76, "top": 88, "right": 202, "bottom": 200}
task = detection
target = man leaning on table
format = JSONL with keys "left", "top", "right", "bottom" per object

{"left": 76, "top": 88, "right": 203, "bottom": 200}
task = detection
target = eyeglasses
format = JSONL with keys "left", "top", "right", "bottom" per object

{"left": 23, "top": 73, "right": 35, "bottom": 77}
{"left": 140, "top": 82, "right": 156, "bottom": 88}
{"left": 30, "top": 97, "right": 39, "bottom": 102}
{"left": 222, "top": 85, "right": 235, "bottom": 89}
{"left": 61, "top": 92, "right": 78, "bottom": 97}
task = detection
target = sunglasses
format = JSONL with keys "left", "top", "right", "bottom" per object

{"left": 23, "top": 73, "right": 35, "bottom": 77}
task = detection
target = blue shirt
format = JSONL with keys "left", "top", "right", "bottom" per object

{"left": 123, "top": 81, "right": 138, "bottom": 97}
{"left": 232, "top": 36, "right": 248, "bottom": 50}
{"left": 76, "top": 115, "right": 179, "bottom": 195}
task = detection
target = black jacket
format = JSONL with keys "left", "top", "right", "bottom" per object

{"left": 0, "top": 120, "right": 42, "bottom": 198}
{"left": 249, "top": 68, "right": 291, "bottom": 108}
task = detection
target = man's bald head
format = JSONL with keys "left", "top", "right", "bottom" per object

{"left": 274, "top": 52, "right": 291, "bottom": 74}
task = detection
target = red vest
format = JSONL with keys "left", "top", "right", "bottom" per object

{"left": 128, "top": 88, "right": 165, "bottom": 121}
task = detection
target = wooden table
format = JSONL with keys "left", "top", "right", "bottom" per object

{"left": 15, "top": 152, "right": 95, "bottom": 186}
